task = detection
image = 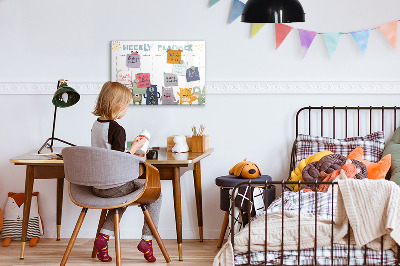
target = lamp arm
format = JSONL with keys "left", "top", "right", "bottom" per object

{"left": 50, "top": 105, "right": 57, "bottom": 148}
{"left": 50, "top": 79, "right": 61, "bottom": 148}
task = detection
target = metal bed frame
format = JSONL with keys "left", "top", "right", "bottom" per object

{"left": 230, "top": 106, "right": 400, "bottom": 266}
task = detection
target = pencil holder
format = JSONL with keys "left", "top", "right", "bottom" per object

{"left": 191, "top": 135, "right": 209, "bottom": 153}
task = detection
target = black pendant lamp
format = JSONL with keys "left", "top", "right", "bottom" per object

{"left": 242, "top": 0, "right": 305, "bottom": 23}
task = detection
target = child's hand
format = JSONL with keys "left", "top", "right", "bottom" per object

{"left": 134, "top": 149, "right": 149, "bottom": 157}
{"left": 129, "top": 137, "right": 147, "bottom": 155}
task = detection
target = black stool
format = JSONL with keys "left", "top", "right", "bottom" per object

{"left": 215, "top": 175, "right": 275, "bottom": 248}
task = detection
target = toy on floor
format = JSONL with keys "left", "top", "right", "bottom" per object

{"left": 1, "top": 192, "right": 44, "bottom": 247}
{"left": 229, "top": 159, "right": 261, "bottom": 179}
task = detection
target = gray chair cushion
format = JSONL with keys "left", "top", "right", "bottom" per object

{"left": 69, "top": 180, "right": 145, "bottom": 208}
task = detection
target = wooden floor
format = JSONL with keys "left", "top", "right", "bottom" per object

{"left": 0, "top": 239, "right": 221, "bottom": 265}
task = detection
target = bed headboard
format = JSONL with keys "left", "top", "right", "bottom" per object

{"left": 290, "top": 106, "right": 400, "bottom": 179}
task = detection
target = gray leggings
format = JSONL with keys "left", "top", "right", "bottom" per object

{"left": 92, "top": 180, "right": 162, "bottom": 240}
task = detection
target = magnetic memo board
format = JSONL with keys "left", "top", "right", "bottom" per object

{"left": 111, "top": 41, "right": 205, "bottom": 106}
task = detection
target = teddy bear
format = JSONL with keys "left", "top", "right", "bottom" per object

{"left": 172, "top": 135, "right": 189, "bottom": 153}
{"left": 1, "top": 192, "right": 43, "bottom": 247}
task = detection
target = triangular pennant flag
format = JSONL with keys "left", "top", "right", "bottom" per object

{"left": 229, "top": 0, "right": 245, "bottom": 24}
{"left": 351, "top": 29, "right": 370, "bottom": 55}
{"left": 323, "top": 33, "right": 341, "bottom": 58}
{"left": 275, "top": 23, "right": 293, "bottom": 49}
{"left": 378, "top": 21, "right": 398, "bottom": 50}
{"left": 251, "top": 23, "right": 266, "bottom": 38}
{"left": 298, "top": 29, "right": 317, "bottom": 58}
{"left": 209, "top": 0, "right": 220, "bottom": 7}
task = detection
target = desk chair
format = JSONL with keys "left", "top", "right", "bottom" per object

{"left": 60, "top": 146, "right": 171, "bottom": 265}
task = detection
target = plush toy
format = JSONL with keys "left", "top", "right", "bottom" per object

{"left": 172, "top": 135, "right": 189, "bottom": 153}
{"left": 348, "top": 146, "right": 391, "bottom": 180}
{"left": 229, "top": 159, "right": 261, "bottom": 179}
{"left": 1, "top": 192, "right": 44, "bottom": 247}
{"left": 289, "top": 150, "right": 333, "bottom": 191}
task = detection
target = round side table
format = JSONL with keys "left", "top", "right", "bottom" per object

{"left": 215, "top": 175, "right": 275, "bottom": 248}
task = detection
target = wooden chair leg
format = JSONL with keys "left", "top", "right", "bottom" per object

{"left": 114, "top": 210, "right": 121, "bottom": 266}
{"left": 217, "top": 211, "right": 230, "bottom": 248}
{"left": 91, "top": 209, "right": 108, "bottom": 258}
{"left": 60, "top": 208, "right": 88, "bottom": 266}
{"left": 141, "top": 205, "right": 171, "bottom": 263}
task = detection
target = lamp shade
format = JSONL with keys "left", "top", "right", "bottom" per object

{"left": 52, "top": 84, "right": 80, "bottom": 108}
{"left": 241, "top": 0, "right": 305, "bottom": 23}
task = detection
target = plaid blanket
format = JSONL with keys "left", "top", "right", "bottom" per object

{"left": 235, "top": 244, "right": 397, "bottom": 265}
{"left": 234, "top": 191, "right": 397, "bottom": 265}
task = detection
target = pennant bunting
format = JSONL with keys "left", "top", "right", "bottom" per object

{"left": 323, "top": 33, "right": 341, "bottom": 58}
{"left": 251, "top": 23, "right": 266, "bottom": 38}
{"left": 209, "top": 0, "right": 220, "bottom": 7}
{"left": 351, "top": 29, "right": 370, "bottom": 55}
{"left": 229, "top": 0, "right": 245, "bottom": 24}
{"left": 378, "top": 21, "right": 398, "bottom": 50}
{"left": 298, "top": 30, "right": 317, "bottom": 58}
{"left": 275, "top": 23, "right": 293, "bottom": 49}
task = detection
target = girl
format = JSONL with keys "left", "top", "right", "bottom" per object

{"left": 91, "top": 81, "right": 162, "bottom": 263}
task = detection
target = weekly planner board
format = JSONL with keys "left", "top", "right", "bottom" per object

{"left": 111, "top": 41, "right": 205, "bottom": 105}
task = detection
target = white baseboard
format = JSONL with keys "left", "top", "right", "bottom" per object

{"left": 1, "top": 81, "right": 399, "bottom": 94}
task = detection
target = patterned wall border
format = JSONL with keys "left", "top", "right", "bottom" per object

{"left": 0, "top": 81, "right": 399, "bottom": 95}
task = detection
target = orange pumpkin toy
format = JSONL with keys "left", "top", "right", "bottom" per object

{"left": 229, "top": 159, "right": 261, "bottom": 179}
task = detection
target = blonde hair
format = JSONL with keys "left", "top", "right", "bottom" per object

{"left": 93, "top": 82, "right": 132, "bottom": 120}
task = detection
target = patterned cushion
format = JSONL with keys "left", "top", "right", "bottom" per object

{"left": 295, "top": 131, "right": 385, "bottom": 166}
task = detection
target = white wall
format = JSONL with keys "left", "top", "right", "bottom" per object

{"left": 1, "top": 0, "right": 400, "bottom": 240}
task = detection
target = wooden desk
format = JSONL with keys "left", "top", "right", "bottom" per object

{"left": 10, "top": 147, "right": 213, "bottom": 261}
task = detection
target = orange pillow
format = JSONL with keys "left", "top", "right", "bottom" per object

{"left": 347, "top": 146, "right": 391, "bottom": 180}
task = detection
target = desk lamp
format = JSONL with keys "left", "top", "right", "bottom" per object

{"left": 241, "top": 0, "right": 305, "bottom": 23}
{"left": 38, "top": 79, "right": 80, "bottom": 154}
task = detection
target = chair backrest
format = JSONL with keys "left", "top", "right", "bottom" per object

{"left": 62, "top": 146, "right": 145, "bottom": 187}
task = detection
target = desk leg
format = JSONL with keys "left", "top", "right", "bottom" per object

{"left": 20, "top": 165, "right": 34, "bottom": 259}
{"left": 193, "top": 161, "right": 203, "bottom": 242}
{"left": 172, "top": 167, "right": 183, "bottom": 261}
{"left": 56, "top": 178, "right": 64, "bottom": 241}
